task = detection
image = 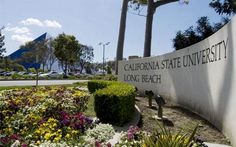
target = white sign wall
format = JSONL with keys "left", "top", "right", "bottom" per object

{"left": 118, "top": 16, "right": 236, "bottom": 145}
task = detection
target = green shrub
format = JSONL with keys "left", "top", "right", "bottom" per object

{"left": 143, "top": 123, "right": 200, "bottom": 147}
{"left": 28, "top": 68, "right": 36, "bottom": 73}
{"left": 103, "top": 74, "right": 117, "bottom": 81}
{"left": 107, "top": 66, "right": 112, "bottom": 74}
{"left": 11, "top": 73, "right": 21, "bottom": 80}
{"left": 87, "top": 80, "right": 113, "bottom": 93}
{"left": 94, "top": 82, "right": 135, "bottom": 126}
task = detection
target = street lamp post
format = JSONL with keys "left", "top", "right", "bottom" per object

{"left": 99, "top": 42, "right": 110, "bottom": 75}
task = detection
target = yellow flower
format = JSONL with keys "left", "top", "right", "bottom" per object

{"left": 72, "top": 130, "right": 79, "bottom": 135}
{"left": 36, "top": 140, "right": 41, "bottom": 145}
{"left": 52, "top": 123, "right": 57, "bottom": 127}
{"left": 35, "top": 129, "right": 40, "bottom": 134}
{"left": 65, "top": 134, "right": 71, "bottom": 138}
{"left": 44, "top": 133, "right": 51, "bottom": 140}
{"left": 53, "top": 137, "right": 60, "bottom": 142}
{"left": 57, "top": 129, "right": 62, "bottom": 133}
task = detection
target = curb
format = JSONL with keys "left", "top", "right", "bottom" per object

{"left": 109, "top": 105, "right": 141, "bottom": 146}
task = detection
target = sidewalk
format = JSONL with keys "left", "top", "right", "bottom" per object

{"left": 205, "top": 142, "right": 231, "bottom": 147}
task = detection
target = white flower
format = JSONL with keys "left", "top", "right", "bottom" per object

{"left": 11, "top": 140, "right": 21, "bottom": 147}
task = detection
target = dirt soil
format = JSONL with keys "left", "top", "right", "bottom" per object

{"left": 135, "top": 96, "right": 231, "bottom": 145}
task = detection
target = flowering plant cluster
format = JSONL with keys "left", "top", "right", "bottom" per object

{"left": 0, "top": 86, "right": 95, "bottom": 146}
{"left": 115, "top": 126, "right": 146, "bottom": 147}
{"left": 83, "top": 123, "right": 115, "bottom": 146}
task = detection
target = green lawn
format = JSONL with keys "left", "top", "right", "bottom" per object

{"left": 0, "top": 86, "right": 32, "bottom": 91}
{"left": 84, "top": 95, "right": 96, "bottom": 117}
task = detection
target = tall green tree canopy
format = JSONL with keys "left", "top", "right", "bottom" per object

{"left": 173, "top": 17, "right": 229, "bottom": 50}
{"left": 79, "top": 45, "right": 94, "bottom": 74}
{"left": 53, "top": 33, "right": 81, "bottom": 76}
{"left": 210, "top": 0, "right": 236, "bottom": 15}
{"left": 20, "top": 40, "right": 49, "bottom": 71}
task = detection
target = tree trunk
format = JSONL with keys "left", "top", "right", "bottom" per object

{"left": 143, "top": 0, "right": 155, "bottom": 57}
{"left": 64, "top": 61, "right": 68, "bottom": 76}
{"left": 115, "top": 0, "right": 129, "bottom": 75}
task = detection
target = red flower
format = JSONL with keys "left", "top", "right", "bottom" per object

{"left": 107, "top": 142, "right": 112, "bottom": 147}
{"left": 95, "top": 141, "right": 101, "bottom": 147}
{"left": 10, "top": 134, "right": 20, "bottom": 140}
{"left": 0, "top": 137, "right": 10, "bottom": 145}
{"left": 21, "top": 143, "right": 28, "bottom": 147}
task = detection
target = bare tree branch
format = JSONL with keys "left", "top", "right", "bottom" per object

{"left": 154, "top": 0, "right": 179, "bottom": 8}
{"left": 127, "top": 10, "right": 147, "bottom": 17}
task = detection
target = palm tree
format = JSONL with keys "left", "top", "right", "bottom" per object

{"left": 115, "top": 0, "right": 129, "bottom": 74}
{"left": 144, "top": 0, "right": 188, "bottom": 57}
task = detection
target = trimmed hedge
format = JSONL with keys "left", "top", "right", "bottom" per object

{"left": 87, "top": 80, "right": 114, "bottom": 93}
{"left": 92, "top": 81, "right": 135, "bottom": 126}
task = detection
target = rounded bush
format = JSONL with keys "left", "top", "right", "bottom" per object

{"left": 93, "top": 81, "right": 135, "bottom": 126}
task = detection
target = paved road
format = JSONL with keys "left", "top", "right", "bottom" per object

{"left": 0, "top": 80, "right": 88, "bottom": 87}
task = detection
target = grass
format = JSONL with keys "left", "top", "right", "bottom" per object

{"left": 84, "top": 95, "right": 96, "bottom": 117}
{"left": 0, "top": 86, "right": 32, "bottom": 91}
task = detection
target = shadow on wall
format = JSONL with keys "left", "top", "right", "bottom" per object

{"left": 217, "top": 21, "right": 234, "bottom": 133}
{"left": 166, "top": 39, "right": 214, "bottom": 126}
{"left": 166, "top": 20, "right": 234, "bottom": 137}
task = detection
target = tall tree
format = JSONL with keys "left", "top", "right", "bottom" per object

{"left": 0, "top": 26, "right": 6, "bottom": 59}
{"left": 46, "top": 38, "right": 57, "bottom": 71}
{"left": 142, "top": 0, "right": 188, "bottom": 57}
{"left": 20, "top": 40, "right": 49, "bottom": 71}
{"left": 210, "top": 0, "right": 236, "bottom": 15}
{"left": 173, "top": 16, "right": 228, "bottom": 50}
{"left": 79, "top": 45, "right": 94, "bottom": 74}
{"left": 115, "top": 0, "right": 129, "bottom": 75}
{"left": 53, "top": 33, "right": 81, "bottom": 76}
{"left": 196, "top": 16, "right": 214, "bottom": 39}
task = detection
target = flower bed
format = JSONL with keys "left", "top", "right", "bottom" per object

{"left": 0, "top": 86, "right": 115, "bottom": 146}
{"left": 0, "top": 86, "right": 206, "bottom": 147}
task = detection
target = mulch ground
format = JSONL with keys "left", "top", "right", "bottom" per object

{"left": 135, "top": 96, "right": 231, "bottom": 145}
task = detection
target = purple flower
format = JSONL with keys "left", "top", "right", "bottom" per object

{"left": 21, "top": 143, "right": 28, "bottom": 147}
{"left": 107, "top": 142, "right": 111, "bottom": 147}
{"left": 127, "top": 126, "right": 139, "bottom": 140}
{"left": 95, "top": 141, "right": 101, "bottom": 147}
{"left": 10, "top": 134, "right": 20, "bottom": 140}
{"left": 0, "top": 137, "right": 10, "bottom": 145}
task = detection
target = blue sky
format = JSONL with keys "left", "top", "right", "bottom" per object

{"left": 0, "top": 0, "right": 227, "bottom": 62}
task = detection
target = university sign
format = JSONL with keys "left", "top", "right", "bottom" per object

{"left": 122, "top": 38, "right": 228, "bottom": 84}
{"left": 118, "top": 16, "right": 236, "bottom": 146}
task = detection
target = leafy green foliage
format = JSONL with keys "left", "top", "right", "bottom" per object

{"left": 143, "top": 124, "right": 202, "bottom": 147}
{"left": 94, "top": 82, "right": 135, "bottom": 126}
{"left": 173, "top": 16, "right": 229, "bottom": 50}
{"left": 28, "top": 68, "right": 36, "bottom": 73}
{"left": 79, "top": 45, "right": 94, "bottom": 74}
{"left": 20, "top": 40, "right": 51, "bottom": 71}
{"left": 87, "top": 80, "right": 114, "bottom": 93}
{"left": 107, "top": 66, "right": 112, "bottom": 74}
{"left": 53, "top": 33, "right": 81, "bottom": 75}
{"left": 210, "top": 0, "right": 236, "bottom": 15}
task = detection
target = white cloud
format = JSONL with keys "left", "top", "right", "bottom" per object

{"left": 5, "top": 26, "right": 31, "bottom": 35}
{"left": 21, "top": 18, "right": 43, "bottom": 27}
{"left": 21, "top": 18, "right": 62, "bottom": 29}
{"left": 44, "top": 20, "right": 62, "bottom": 28}
{"left": 11, "top": 34, "right": 33, "bottom": 44}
